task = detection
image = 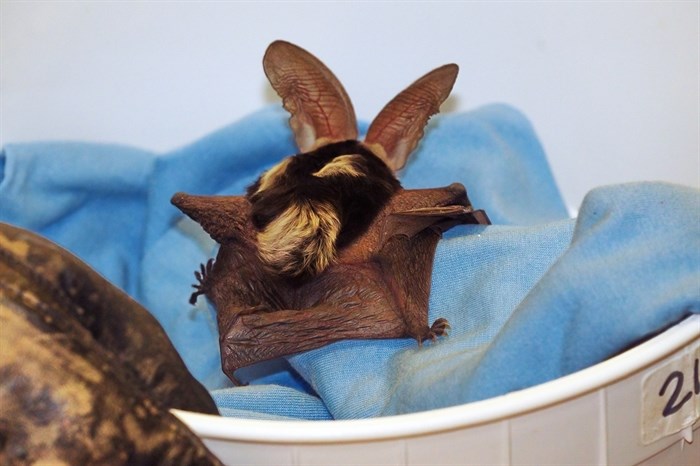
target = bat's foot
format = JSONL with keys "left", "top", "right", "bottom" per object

{"left": 430, "top": 317, "right": 451, "bottom": 337}
{"left": 189, "top": 258, "right": 214, "bottom": 304}
{"left": 416, "top": 318, "right": 450, "bottom": 345}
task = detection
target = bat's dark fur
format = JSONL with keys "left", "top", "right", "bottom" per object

{"left": 247, "top": 140, "right": 401, "bottom": 276}
{"left": 172, "top": 41, "right": 490, "bottom": 385}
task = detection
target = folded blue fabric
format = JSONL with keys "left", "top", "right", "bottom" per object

{"left": 1, "top": 105, "right": 697, "bottom": 420}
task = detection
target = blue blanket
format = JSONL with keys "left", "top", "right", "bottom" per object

{"left": 1, "top": 105, "right": 698, "bottom": 420}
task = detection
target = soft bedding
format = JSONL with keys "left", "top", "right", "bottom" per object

{"left": 1, "top": 104, "right": 697, "bottom": 420}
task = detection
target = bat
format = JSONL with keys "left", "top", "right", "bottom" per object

{"left": 172, "top": 40, "right": 490, "bottom": 386}
{"left": 0, "top": 222, "right": 222, "bottom": 465}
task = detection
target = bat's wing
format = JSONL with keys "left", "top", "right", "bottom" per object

{"left": 217, "top": 265, "right": 409, "bottom": 384}
{"left": 382, "top": 205, "right": 490, "bottom": 243}
{"left": 374, "top": 205, "right": 490, "bottom": 342}
{"left": 171, "top": 193, "right": 251, "bottom": 244}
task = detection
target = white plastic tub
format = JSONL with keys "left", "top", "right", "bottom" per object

{"left": 174, "top": 315, "right": 700, "bottom": 465}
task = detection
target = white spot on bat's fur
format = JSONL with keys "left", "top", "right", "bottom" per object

{"left": 312, "top": 154, "right": 364, "bottom": 178}
{"left": 255, "top": 156, "right": 292, "bottom": 194}
{"left": 257, "top": 199, "right": 340, "bottom": 276}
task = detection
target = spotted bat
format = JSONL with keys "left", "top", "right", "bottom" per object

{"left": 172, "top": 40, "right": 490, "bottom": 385}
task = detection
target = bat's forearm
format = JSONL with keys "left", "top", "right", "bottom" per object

{"left": 219, "top": 305, "right": 406, "bottom": 383}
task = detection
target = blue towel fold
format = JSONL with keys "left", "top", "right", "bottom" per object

{"left": 1, "top": 104, "right": 697, "bottom": 420}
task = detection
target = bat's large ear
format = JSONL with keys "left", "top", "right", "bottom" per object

{"left": 364, "top": 64, "right": 458, "bottom": 172}
{"left": 263, "top": 40, "right": 358, "bottom": 152}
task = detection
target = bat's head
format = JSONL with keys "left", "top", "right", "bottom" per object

{"left": 249, "top": 40, "right": 459, "bottom": 277}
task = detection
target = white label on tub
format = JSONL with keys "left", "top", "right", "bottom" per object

{"left": 641, "top": 338, "right": 700, "bottom": 445}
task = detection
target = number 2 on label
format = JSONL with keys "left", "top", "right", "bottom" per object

{"left": 658, "top": 358, "right": 699, "bottom": 417}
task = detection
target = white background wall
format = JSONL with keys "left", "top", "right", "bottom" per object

{"left": 2, "top": 1, "right": 698, "bottom": 212}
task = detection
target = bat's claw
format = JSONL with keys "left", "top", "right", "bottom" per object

{"left": 416, "top": 317, "right": 450, "bottom": 345}
{"left": 189, "top": 259, "right": 214, "bottom": 304}
{"left": 430, "top": 317, "right": 451, "bottom": 337}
